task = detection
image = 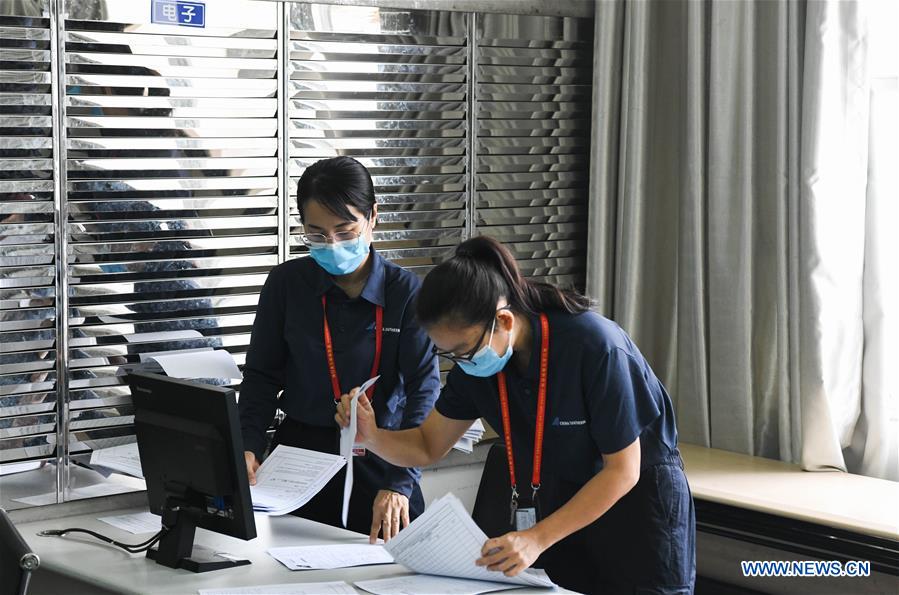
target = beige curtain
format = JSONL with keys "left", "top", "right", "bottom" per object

{"left": 586, "top": 0, "right": 888, "bottom": 477}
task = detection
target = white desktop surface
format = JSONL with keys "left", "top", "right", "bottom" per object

{"left": 17, "top": 506, "right": 570, "bottom": 595}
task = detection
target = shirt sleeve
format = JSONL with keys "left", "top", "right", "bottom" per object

{"left": 380, "top": 290, "right": 442, "bottom": 497}
{"left": 238, "top": 267, "right": 287, "bottom": 461}
{"left": 586, "top": 348, "right": 662, "bottom": 454}
{"left": 434, "top": 369, "right": 482, "bottom": 421}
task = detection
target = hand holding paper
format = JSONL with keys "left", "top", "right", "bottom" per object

{"left": 335, "top": 376, "right": 380, "bottom": 448}
{"left": 382, "top": 493, "right": 556, "bottom": 589}
{"left": 339, "top": 375, "right": 379, "bottom": 527}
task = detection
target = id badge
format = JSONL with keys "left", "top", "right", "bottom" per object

{"left": 352, "top": 444, "right": 366, "bottom": 456}
{"left": 515, "top": 507, "right": 537, "bottom": 531}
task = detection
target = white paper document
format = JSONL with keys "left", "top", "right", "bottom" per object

{"left": 267, "top": 543, "right": 393, "bottom": 570}
{"left": 89, "top": 442, "right": 143, "bottom": 478}
{"left": 356, "top": 575, "right": 526, "bottom": 595}
{"left": 0, "top": 461, "right": 42, "bottom": 476}
{"left": 198, "top": 581, "right": 356, "bottom": 595}
{"left": 123, "top": 330, "right": 203, "bottom": 343}
{"left": 250, "top": 445, "right": 346, "bottom": 516}
{"left": 339, "top": 375, "right": 379, "bottom": 527}
{"left": 97, "top": 511, "right": 161, "bottom": 535}
{"left": 383, "top": 493, "right": 556, "bottom": 589}
{"left": 147, "top": 349, "right": 242, "bottom": 380}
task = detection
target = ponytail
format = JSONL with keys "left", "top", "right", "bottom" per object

{"left": 416, "top": 236, "right": 592, "bottom": 328}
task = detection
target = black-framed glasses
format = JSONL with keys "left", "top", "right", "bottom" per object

{"left": 431, "top": 305, "right": 511, "bottom": 365}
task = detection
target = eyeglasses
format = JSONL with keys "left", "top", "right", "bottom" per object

{"left": 431, "top": 305, "right": 511, "bottom": 365}
{"left": 301, "top": 218, "right": 370, "bottom": 247}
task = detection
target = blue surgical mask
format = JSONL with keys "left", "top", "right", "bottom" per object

{"left": 457, "top": 317, "right": 513, "bottom": 377}
{"left": 309, "top": 235, "right": 371, "bottom": 276}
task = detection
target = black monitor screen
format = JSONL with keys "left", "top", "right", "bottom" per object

{"left": 128, "top": 372, "right": 255, "bottom": 552}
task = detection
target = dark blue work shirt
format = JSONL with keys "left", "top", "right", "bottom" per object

{"left": 436, "top": 310, "right": 679, "bottom": 488}
{"left": 238, "top": 247, "right": 441, "bottom": 497}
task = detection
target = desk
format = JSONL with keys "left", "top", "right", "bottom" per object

{"left": 17, "top": 506, "right": 571, "bottom": 595}
{"left": 680, "top": 444, "right": 899, "bottom": 595}
{"left": 680, "top": 443, "right": 899, "bottom": 540}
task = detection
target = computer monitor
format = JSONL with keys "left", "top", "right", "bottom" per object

{"left": 128, "top": 372, "right": 256, "bottom": 573}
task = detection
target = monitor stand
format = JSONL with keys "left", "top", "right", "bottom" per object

{"left": 147, "top": 504, "right": 251, "bottom": 573}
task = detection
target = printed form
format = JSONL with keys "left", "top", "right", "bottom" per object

{"left": 250, "top": 445, "right": 346, "bottom": 516}
{"left": 267, "top": 543, "right": 393, "bottom": 570}
{"left": 383, "top": 493, "right": 556, "bottom": 589}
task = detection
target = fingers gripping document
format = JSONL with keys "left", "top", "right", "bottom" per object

{"left": 381, "top": 493, "right": 556, "bottom": 589}
{"left": 250, "top": 446, "right": 346, "bottom": 516}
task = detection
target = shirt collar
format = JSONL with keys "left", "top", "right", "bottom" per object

{"left": 359, "top": 246, "right": 386, "bottom": 307}
{"left": 311, "top": 245, "right": 386, "bottom": 307}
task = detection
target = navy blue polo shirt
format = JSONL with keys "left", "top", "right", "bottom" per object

{"left": 238, "top": 247, "right": 441, "bottom": 497}
{"left": 436, "top": 310, "right": 679, "bottom": 488}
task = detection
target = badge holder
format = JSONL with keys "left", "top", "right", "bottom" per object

{"left": 514, "top": 484, "right": 541, "bottom": 531}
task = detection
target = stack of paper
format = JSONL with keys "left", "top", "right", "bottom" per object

{"left": 453, "top": 419, "right": 486, "bottom": 454}
{"left": 250, "top": 445, "right": 346, "bottom": 516}
{"left": 382, "top": 493, "right": 556, "bottom": 589}
{"left": 267, "top": 544, "right": 393, "bottom": 570}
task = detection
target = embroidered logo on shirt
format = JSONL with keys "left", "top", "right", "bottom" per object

{"left": 551, "top": 417, "right": 586, "bottom": 427}
{"left": 366, "top": 322, "right": 401, "bottom": 333}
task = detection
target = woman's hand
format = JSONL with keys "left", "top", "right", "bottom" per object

{"left": 476, "top": 529, "right": 547, "bottom": 577}
{"left": 244, "top": 451, "right": 260, "bottom": 486}
{"left": 370, "top": 489, "right": 410, "bottom": 543}
{"left": 334, "top": 388, "right": 379, "bottom": 446}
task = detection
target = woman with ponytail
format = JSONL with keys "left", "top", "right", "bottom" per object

{"left": 336, "top": 235, "right": 695, "bottom": 594}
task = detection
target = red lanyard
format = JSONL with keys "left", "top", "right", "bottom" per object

{"left": 321, "top": 294, "right": 383, "bottom": 402}
{"left": 496, "top": 312, "right": 549, "bottom": 502}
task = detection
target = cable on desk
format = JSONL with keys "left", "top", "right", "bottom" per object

{"left": 38, "top": 527, "right": 167, "bottom": 553}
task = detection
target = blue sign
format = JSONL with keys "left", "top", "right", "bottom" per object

{"left": 151, "top": 0, "right": 205, "bottom": 28}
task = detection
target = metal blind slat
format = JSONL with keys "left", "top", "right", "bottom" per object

{"left": 0, "top": 2, "right": 57, "bottom": 467}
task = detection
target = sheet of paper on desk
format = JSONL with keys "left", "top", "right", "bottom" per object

{"left": 251, "top": 445, "right": 346, "bottom": 516}
{"left": 89, "top": 442, "right": 143, "bottom": 478}
{"left": 339, "top": 375, "right": 379, "bottom": 527}
{"left": 98, "top": 511, "right": 161, "bottom": 535}
{"left": 198, "top": 581, "right": 356, "bottom": 595}
{"left": 355, "top": 575, "right": 527, "bottom": 595}
{"left": 383, "top": 493, "right": 556, "bottom": 589}
{"left": 268, "top": 543, "right": 393, "bottom": 570}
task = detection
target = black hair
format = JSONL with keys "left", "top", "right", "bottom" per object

{"left": 416, "top": 235, "right": 593, "bottom": 328}
{"left": 295, "top": 156, "right": 376, "bottom": 222}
